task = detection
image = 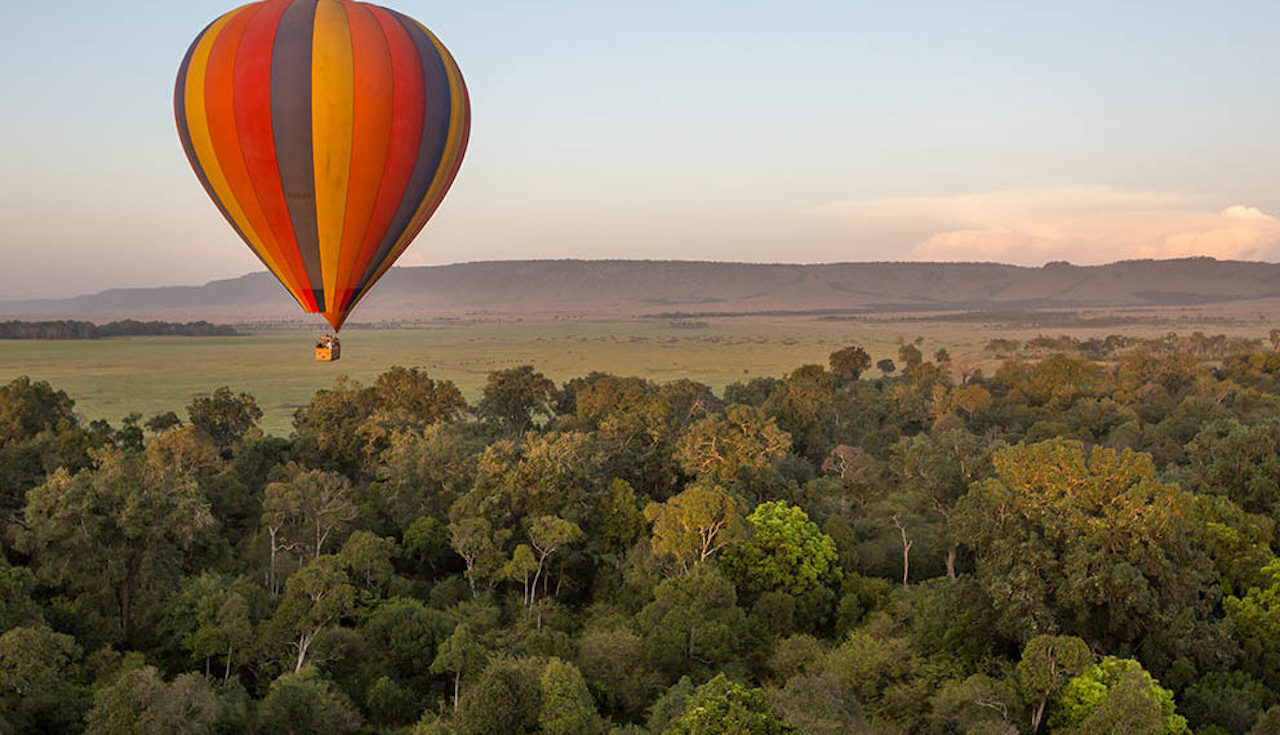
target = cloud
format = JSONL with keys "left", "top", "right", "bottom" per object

{"left": 808, "top": 187, "right": 1280, "bottom": 265}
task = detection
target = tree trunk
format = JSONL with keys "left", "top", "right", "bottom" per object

{"left": 453, "top": 671, "right": 460, "bottom": 710}
{"left": 892, "top": 515, "right": 913, "bottom": 587}
{"left": 295, "top": 634, "right": 311, "bottom": 672}
{"left": 225, "top": 641, "right": 233, "bottom": 682}
{"left": 1031, "top": 697, "right": 1047, "bottom": 733}
{"left": 120, "top": 576, "right": 134, "bottom": 646}
{"left": 267, "top": 527, "right": 278, "bottom": 593}
{"left": 946, "top": 543, "right": 957, "bottom": 581}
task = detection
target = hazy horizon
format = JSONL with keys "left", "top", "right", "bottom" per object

{"left": 0, "top": 252, "right": 1268, "bottom": 302}
{"left": 5, "top": 2, "right": 1280, "bottom": 299}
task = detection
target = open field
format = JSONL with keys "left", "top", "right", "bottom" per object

{"left": 3, "top": 309, "right": 1278, "bottom": 435}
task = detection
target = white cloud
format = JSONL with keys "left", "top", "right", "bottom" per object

{"left": 808, "top": 187, "right": 1280, "bottom": 265}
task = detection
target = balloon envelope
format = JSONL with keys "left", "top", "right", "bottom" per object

{"left": 175, "top": 0, "right": 469, "bottom": 330}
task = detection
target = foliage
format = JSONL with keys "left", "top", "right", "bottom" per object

{"left": 665, "top": 673, "right": 798, "bottom": 734}
{"left": 1051, "top": 656, "right": 1188, "bottom": 735}
{"left": 9, "top": 334, "right": 1280, "bottom": 730}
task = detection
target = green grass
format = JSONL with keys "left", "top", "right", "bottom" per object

{"left": 2, "top": 313, "right": 1268, "bottom": 436}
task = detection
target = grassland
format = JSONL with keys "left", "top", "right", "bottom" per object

{"left": 2, "top": 309, "right": 1274, "bottom": 436}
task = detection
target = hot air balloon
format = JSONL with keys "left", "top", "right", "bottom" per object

{"left": 174, "top": 0, "right": 469, "bottom": 352}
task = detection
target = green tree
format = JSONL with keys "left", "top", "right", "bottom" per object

{"left": 644, "top": 483, "right": 749, "bottom": 573}
{"left": 0, "top": 376, "right": 94, "bottom": 513}
{"left": 187, "top": 386, "right": 262, "bottom": 449}
{"left": 539, "top": 657, "right": 605, "bottom": 735}
{"left": 722, "top": 500, "right": 839, "bottom": 597}
{"left": 291, "top": 377, "right": 378, "bottom": 476}
{"left": 953, "top": 438, "right": 1212, "bottom": 662}
{"left": 1016, "top": 634, "right": 1094, "bottom": 733}
{"left": 337, "top": 530, "right": 398, "bottom": 591}
{"left": 22, "top": 448, "right": 214, "bottom": 644}
{"left": 431, "top": 623, "right": 487, "bottom": 710}
{"left": 455, "top": 656, "right": 543, "bottom": 735}
{"left": 86, "top": 666, "right": 216, "bottom": 735}
{"left": 676, "top": 405, "right": 791, "bottom": 488}
{"left": 270, "top": 556, "right": 355, "bottom": 671}
{"left": 829, "top": 346, "right": 872, "bottom": 381}
{"left": 526, "top": 515, "right": 584, "bottom": 607}
{"left": 636, "top": 565, "right": 750, "bottom": 679}
{"left": 368, "top": 366, "right": 467, "bottom": 430}
{"left": 665, "top": 673, "right": 798, "bottom": 735}
{"left": 0, "top": 625, "right": 88, "bottom": 734}
{"left": 1180, "top": 671, "right": 1274, "bottom": 735}
{"left": 359, "top": 597, "right": 453, "bottom": 687}
{"left": 257, "top": 666, "right": 361, "bottom": 735}
{"left": 477, "top": 365, "right": 557, "bottom": 434}
{"left": 1050, "top": 657, "right": 1188, "bottom": 735}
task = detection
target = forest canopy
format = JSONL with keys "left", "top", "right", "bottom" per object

{"left": 6, "top": 333, "right": 1280, "bottom": 733}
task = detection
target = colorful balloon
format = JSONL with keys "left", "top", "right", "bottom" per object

{"left": 175, "top": 0, "right": 469, "bottom": 330}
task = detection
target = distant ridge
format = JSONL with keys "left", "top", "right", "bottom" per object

{"left": 3, "top": 258, "right": 1279, "bottom": 323}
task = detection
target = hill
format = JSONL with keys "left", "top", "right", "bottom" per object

{"left": 3, "top": 257, "right": 1279, "bottom": 323}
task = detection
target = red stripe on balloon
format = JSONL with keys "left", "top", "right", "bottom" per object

{"left": 235, "top": 0, "right": 316, "bottom": 309}
{"left": 206, "top": 4, "right": 302, "bottom": 308}
{"left": 343, "top": 3, "right": 425, "bottom": 310}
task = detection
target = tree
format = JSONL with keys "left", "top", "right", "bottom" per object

{"left": 449, "top": 516, "right": 506, "bottom": 598}
{"left": 526, "top": 515, "right": 583, "bottom": 608}
{"left": 953, "top": 439, "right": 1212, "bottom": 662}
{"left": 477, "top": 365, "right": 557, "bottom": 434}
{"left": 86, "top": 666, "right": 216, "bottom": 735}
{"left": 337, "top": 530, "right": 398, "bottom": 591}
{"left": 1016, "top": 634, "right": 1094, "bottom": 733}
{"left": 291, "top": 377, "right": 378, "bottom": 476}
{"left": 369, "top": 366, "right": 466, "bottom": 429}
{"left": 539, "top": 658, "right": 604, "bottom": 735}
{"left": 636, "top": 565, "right": 750, "bottom": 679}
{"left": 1179, "top": 671, "right": 1274, "bottom": 735}
{"left": 676, "top": 405, "right": 791, "bottom": 488}
{"left": 645, "top": 483, "right": 749, "bottom": 573}
{"left": 0, "top": 625, "right": 88, "bottom": 733}
{"left": 721, "top": 501, "right": 839, "bottom": 597}
{"left": 22, "top": 448, "right": 214, "bottom": 644}
{"left": 257, "top": 666, "right": 361, "bottom": 735}
{"left": 455, "top": 656, "right": 543, "bottom": 735}
{"left": 187, "top": 386, "right": 261, "bottom": 449}
{"left": 665, "top": 673, "right": 798, "bottom": 735}
{"left": 360, "top": 598, "right": 453, "bottom": 686}
{"left": 576, "top": 625, "right": 660, "bottom": 719}
{"left": 829, "top": 346, "right": 872, "bottom": 381}
{"left": 1050, "top": 657, "right": 1188, "bottom": 735}
{"left": 431, "top": 623, "right": 487, "bottom": 710}
{"left": 0, "top": 376, "right": 93, "bottom": 515}
{"left": 270, "top": 556, "right": 355, "bottom": 671}
{"left": 889, "top": 429, "right": 990, "bottom": 580}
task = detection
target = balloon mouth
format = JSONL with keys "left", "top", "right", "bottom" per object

{"left": 323, "top": 312, "right": 347, "bottom": 332}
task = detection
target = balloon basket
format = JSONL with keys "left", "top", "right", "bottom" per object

{"left": 315, "top": 335, "right": 341, "bottom": 362}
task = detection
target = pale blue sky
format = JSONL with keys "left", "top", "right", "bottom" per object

{"left": 2, "top": 1, "right": 1279, "bottom": 298}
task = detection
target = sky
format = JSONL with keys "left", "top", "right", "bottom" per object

{"left": 2, "top": 1, "right": 1280, "bottom": 298}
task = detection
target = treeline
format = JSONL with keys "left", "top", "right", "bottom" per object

{"left": 986, "top": 330, "right": 1270, "bottom": 360}
{"left": 9, "top": 334, "right": 1280, "bottom": 732}
{"left": 0, "top": 319, "right": 239, "bottom": 339}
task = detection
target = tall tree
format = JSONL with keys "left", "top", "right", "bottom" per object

{"left": 431, "top": 623, "right": 487, "bottom": 710}
{"left": 477, "top": 365, "right": 557, "bottom": 435}
{"left": 186, "top": 386, "right": 262, "bottom": 450}
{"left": 22, "top": 449, "right": 214, "bottom": 644}
{"left": 269, "top": 556, "right": 355, "bottom": 671}
{"left": 645, "top": 483, "right": 749, "bottom": 573}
